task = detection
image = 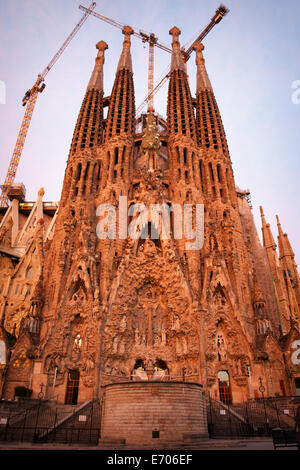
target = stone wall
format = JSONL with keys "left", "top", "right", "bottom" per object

{"left": 100, "top": 381, "right": 208, "bottom": 445}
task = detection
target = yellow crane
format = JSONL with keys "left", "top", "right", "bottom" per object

{"left": 0, "top": 2, "right": 97, "bottom": 207}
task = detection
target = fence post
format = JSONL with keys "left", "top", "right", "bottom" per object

{"left": 245, "top": 401, "right": 249, "bottom": 424}
{"left": 227, "top": 403, "right": 233, "bottom": 437}
{"left": 71, "top": 407, "right": 75, "bottom": 443}
{"left": 89, "top": 400, "right": 93, "bottom": 444}
{"left": 4, "top": 407, "right": 11, "bottom": 441}
{"left": 207, "top": 393, "right": 213, "bottom": 437}
{"left": 21, "top": 408, "right": 27, "bottom": 442}
{"left": 53, "top": 408, "right": 58, "bottom": 443}
{"left": 33, "top": 399, "right": 41, "bottom": 442}
{"left": 275, "top": 401, "right": 281, "bottom": 427}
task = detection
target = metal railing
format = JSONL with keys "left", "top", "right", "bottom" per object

{"left": 0, "top": 399, "right": 101, "bottom": 445}
{"left": 206, "top": 394, "right": 298, "bottom": 438}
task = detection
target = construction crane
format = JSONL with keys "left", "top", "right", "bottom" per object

{"left": 79, "top": 4, "right": 172, "bottom": 113}
{"left": 0, "top": 2, "right": 96, "bottom": 208}
{"left": 136, "top": 4, "right": 229, "bottom": 116}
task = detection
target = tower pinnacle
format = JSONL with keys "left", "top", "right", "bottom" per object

{"left": 68, "top": 40, "right": 108, "bottom": 156}
{"left": 117, "top": 25, "right": 134, "bottom": 72}
{"left": 260, "top": 206, "right": 276, "bottom": 250}
{"left": 167, "top": 26, "right": 196, "bottom": 139}
{"left": 104, "top": 25, "right": 135, "bottom": 141}
{"left": 194, "top": 42, "right": 228, "bottom": 155}
{"left": 194, "top": 43, "right": 212, "bottom": 91}
{"left": 169, "top": 26, "right": 185, "bottom": 72}
{"left": 276, "top": 214, "right": 294, "bottom": 258}
{"left": 87, "top": 40, "right": 108, "bottom": 90}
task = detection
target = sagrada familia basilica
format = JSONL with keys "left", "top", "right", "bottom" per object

{"left": 0, "top": 23, "right": 299, "bottom": 420}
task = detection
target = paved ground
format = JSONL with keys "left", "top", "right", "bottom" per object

{"left": 0, "top": 438, "right": 297, "bottom": 451}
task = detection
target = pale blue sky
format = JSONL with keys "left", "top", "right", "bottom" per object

{"left": 0, "top": 0, "right": 299, "bottom": 264}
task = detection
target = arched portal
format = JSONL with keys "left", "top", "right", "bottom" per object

{"left": 218, "top": 370, "right": 232, "bottom": 405}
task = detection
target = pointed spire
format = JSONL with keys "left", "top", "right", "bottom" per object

{"left": 169, "top": 26, "right": 185, "bottom": 72}
{"left": 260, "top": 206, "right": 276, "bottom": 250}
{"left": 193, "top": 43, "right": 229, "bottom": 155}
{"left": 117, "top": 25, "right": 134, "bottom": 72}
{"left": 104, "top": 26, "right": 135, "bottom": 141}
{"left": 69, "top": 40, "right": 108, "bottom": 156}
{"left": 276, "top": 214, "right": 295, "bottom": 258}
{"left": 194, "top": 43, "right": 212, "bottom": 91}
{"left": 167, "top": 26, "right": 196, "bottom": 139}
{"left": 87, "top": 40, "right": 108, "bottom": 90}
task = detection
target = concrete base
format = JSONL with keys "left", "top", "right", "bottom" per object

{"left": 100, "top": 381, "right": 208, "bottom": 446}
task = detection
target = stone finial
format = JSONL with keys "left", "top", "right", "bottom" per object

{"left": 259, "top": 206, "right": 277, "bottom": 250}
{"left": 193, "top": 42, "right": 205, "bottom": 63}
{"left": 169, "top": 26, "right": 186, "bottom": 72}
{"left": 117, "top": 26, "right": 134, "bottom": 72}
{"left": 194, "top": 42, "right": 204, "bottom": 53}
{"left": 95, "top": 41, "right": 108, "bottom": 66}
{"left": 276, "top": 214, "right": 294, "bottom": 258}
{"left": 122, "top": 25, "right": 134, "bottom": 42}
{"left": 169, "top": 26, "right": 181, "bottom": 47}
{"left": 87, "top": 40, "right": 108, "bottom": 90}
{"left": 96, "top": 40, "right": 108, "bottom": 52}
{"left": 194, "top": 42, "right": 212, "bottom": 92}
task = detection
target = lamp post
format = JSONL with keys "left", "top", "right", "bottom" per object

{"left": 38, "top": 382, "right": 44, "bottom": 400}
{"left": 259, "top": 377, "right": 269, "bottom": 433}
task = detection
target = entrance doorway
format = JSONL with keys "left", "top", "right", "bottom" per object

{"left": 218, "top": 370, "right": 232, "bottom": 405}
{"left": 65, "top": 369, "right": 80, "bottom": 405}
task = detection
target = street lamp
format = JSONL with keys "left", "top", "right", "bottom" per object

{"left": 38, "top": 382, "right": 44, "bottom": 400}
{"left": 258, "top": 377, "right": 269, "bottom": 433}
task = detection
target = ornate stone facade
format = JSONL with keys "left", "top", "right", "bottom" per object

{"left": 0, "top": 26, "right": 299, "bottom": 405}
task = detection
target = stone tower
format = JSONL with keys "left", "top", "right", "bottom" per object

{"left": 31, "top": 40, "right": 110, "bottom": 398}
{"left": 0, "top": 25, "right": 299, "bottom": 408}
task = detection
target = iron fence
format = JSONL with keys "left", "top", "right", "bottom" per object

{"left": 206, "top": 394, "right": 298, "bottom": 438}
{"left": 0, "top": 395, "right": 298, "bottom": 444}
{"left": 0, "top": 399, "right": 101, "bottom": 445}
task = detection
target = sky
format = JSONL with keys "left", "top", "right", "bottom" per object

{"left": 0, "top": 0, "right": 299, "bottom": 264}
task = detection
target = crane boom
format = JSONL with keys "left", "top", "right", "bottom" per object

{"left": 183, "top": 4, "right": 229, "bottom": 61}
{"left": 136, "top": 4, "right": 229, "bottom": 116}
{"left": 0, "top": 2, "right": 96, "bottom": 207}
{"left": 79, "top": 5, "right": 171, "bottom": 53}
{"left": 40, "top": 2, "right": 97, "bottom": 80}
